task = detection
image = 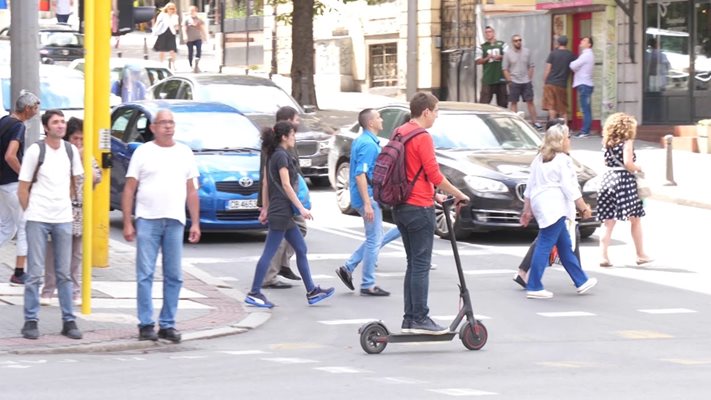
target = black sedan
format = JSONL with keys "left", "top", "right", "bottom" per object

{"left": 327, "top": 102, "right": 602, "bottom": 239}
{"left": 147, "top": 74, "right": 335, "bottom": 185}
{"left": 0, "top": 23, "right": 84, "bottom": 62}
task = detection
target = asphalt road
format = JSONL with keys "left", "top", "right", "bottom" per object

{"left": 2, "top": 188, "right": 710, "bottom": 399}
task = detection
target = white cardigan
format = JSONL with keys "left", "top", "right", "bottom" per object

{"left": 153, "top": 13, "right": 180, "bottom": 36}
{"left": 524, "top": 153, "right": 581, "bottom": 229}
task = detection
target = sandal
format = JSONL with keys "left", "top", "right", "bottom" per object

{"left": 599, "top": 260, "right": 613, "bottom": 267}
{"left": 636, "top": 258, "right": 654, "bottom": 266}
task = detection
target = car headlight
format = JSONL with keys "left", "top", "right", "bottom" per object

{"left": 463, "top": 176, "right": 508, "bottom": 193}
{"left": 582, "top": 175, "right": 602, "bottom": 193}
{"left": 318, "top": 138, "right": 330, "bottom": 154}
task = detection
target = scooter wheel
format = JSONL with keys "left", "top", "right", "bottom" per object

{"left": 460, "top": 320, "right": 488, "bottom": 351}
{"left": 360, "top": 323, "right": 388, "bottom": 354}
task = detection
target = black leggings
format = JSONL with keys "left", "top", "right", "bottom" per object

{"left": 187, "top": 40, "right": 202, "bottom": 66}
{"left": 519, "top": 227, "right": 582, "bottom": 272}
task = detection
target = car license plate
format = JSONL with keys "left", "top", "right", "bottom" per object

{"left": 299, "top": 159, "right": 312, "bottom": 167}
{"left": 226, "top": 199, "right": 257, "bottom": 210}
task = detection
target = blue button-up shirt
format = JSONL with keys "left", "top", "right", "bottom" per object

{"left": 349, "top": 129, "right": 381, "bottom": 209}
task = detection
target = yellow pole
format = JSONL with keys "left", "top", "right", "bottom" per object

{"left": 92, "top": 0, "right": 112, "bottom": 269}
{"left": 81, "top": 0, "right": 95, "bottom": 314}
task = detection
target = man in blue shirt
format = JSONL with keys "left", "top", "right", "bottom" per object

{"left": 336, "top": 109, "right": 390, "bottom": 296}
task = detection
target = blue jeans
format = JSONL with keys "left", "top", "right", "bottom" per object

{"left": 344, "top": 200, "right": 391, "bottom": 289}
{"left": 527, "top": 217, "right": 589, "bottom": 291}
{"left": 24, "top": 221, "right": 74, "bottom": 322}
{"left": 577, "top": 85, "right": 593, "bottom": 134}
{"left": 345, "top": 224, "right": 401, "bottom": 275}
{"left": 392, "top": 205, "right": 435, "bottom": 322}
{"left": 251, "top": 225, "right": 316, "bottom": 294}
{"left": 135, "top": 218, "right": 184, "bottom": 329}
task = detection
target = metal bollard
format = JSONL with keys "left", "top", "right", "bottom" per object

{"left": 664, "top": 134, "right": 677, "bottom": 186}
{"left": 143, "top": 37, "right": 149, "bottom": 60}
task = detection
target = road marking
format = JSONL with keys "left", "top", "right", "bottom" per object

{"left": 314, "top": 366, "right": 370, "bottom": 374}
{"left": 218, "top": 276, "right": 240, "bottom": 282}
{"left": 220, "top": 350, "right": 269, "bottom": 356}
{"left": 2, "top": 365, "right": 31, "bottom": 369}
{"left": 375, "top": 272, "right": 406, "bottom": 278}
{"left": 368, "top": 377, "right": 428, "bottom": 385}
{"left": 169, "top": 355, "right": 208, "bottom": 360}
{"left": 428, "top": 388, "right": 498, "bottom": 396}
{"left": 662, "top": 358, "right": 711, "bottom": 365}
{"left": 638, "top": 308, "right": 697, "bottom": 314}
{"left": 432, "top": 315, "right": 492, "bottom": 321}
{"left": 261, "top": 357, "right": 318, "bottom": 364}
{"left": 537, "top": 311, "right": 596, "bottom": 318}
{"left": 318, "top": 318, "right": 378, "bottom": 325}
{"left": 464, "top": 269, "right": 516, "bottom": 275}
{"left": 269, "top": 343, "right": 325, "bottom": 350}
{"left": 311, "top": 274, "right": 335, "bottom": 280}
{"left": 617, "top": 330, "right": 674, "bottom": 339}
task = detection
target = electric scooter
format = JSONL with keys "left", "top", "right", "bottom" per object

{"left": 358, "top": 198, "right": 488, "bottom": 354}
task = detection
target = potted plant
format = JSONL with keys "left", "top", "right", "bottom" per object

{"left": 696, "top": 119, "right": 711, "bottom": 154}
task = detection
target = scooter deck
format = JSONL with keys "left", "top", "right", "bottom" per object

{"left": 385, "top": 332, "right": 457, "bottom": 343}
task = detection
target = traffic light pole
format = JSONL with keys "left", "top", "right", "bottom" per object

{"left": 10, "top": 0, "right": 40, "bottom": 145}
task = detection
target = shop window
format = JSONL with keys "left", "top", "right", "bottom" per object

{"left": 369, "top": 43, "right": 398, "bottom": 88}
{"left": 645, "top": 0, "right": 691, "bottom": 93}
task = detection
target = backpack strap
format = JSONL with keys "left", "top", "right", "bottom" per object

{"left": 31, "top": 140, "right": 46, "bottom": 184}
{"left": 393, "top": 126, "right": 427, "bottom": 183}
{"left": 31, "top": 140, "right": 78, "bottom": 201}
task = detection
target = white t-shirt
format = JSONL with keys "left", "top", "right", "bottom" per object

{"left": 524, "top": 153, "right": 581, "bottom": 229}
{"left": 126, "top": 141, "right": 199, "bottom": 225}
{"left": 18, "top": 141, "right": 84, "bottom": 223}
{"left": 56, "top": 0, "right": 72, "bottom": 15}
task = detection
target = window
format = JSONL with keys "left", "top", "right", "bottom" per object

{"left": 111, "top": 109, "right": 134, "bottom": 140}
{"left": 378, "top": 108, "right": 406, "bottom": 138}
{"left": 369, "top": 43, "right": 398, "bottom": 87}
{"left": 153, "top": 79, "right": 183, "bottom": 99}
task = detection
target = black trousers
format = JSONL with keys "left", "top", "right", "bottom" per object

{"left": 187, "top": 40, "right": 202, "bottom": 66}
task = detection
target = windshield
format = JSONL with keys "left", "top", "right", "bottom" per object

{"left": 2, "top": 77, "right": 85, "bottom": 111}
{"left": 429, "top": 113, "right": 540, "bottom": 150}
{"left": 172, "top": 112, "right": 261, "bottom": 150}
{"left": 39, "top": 31, "right": 83, "bottom": 47}
{"left": 197, "top": 83, "right": 301, "bottom": 114}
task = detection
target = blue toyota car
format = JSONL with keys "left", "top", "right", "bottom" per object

{"left": 110, "top": 100, "right": 265, "bottom": 232}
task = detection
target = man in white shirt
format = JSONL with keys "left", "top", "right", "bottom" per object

{"left": 53, "top": 0, "right": 73, "bottom": 24}
{"left": 569, "top": 37, "right": 594, "bottom": 138}
{"left": 17, "top": 110, "right": 84, "bottom": 340}
{"left": 122, "top": 109, "right": 200, "bottom": 343}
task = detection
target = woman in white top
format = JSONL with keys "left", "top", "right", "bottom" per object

{"left": 152, "top": 2, "right": 180, "bottom": 69}
{"left": 520, "top": 123, "right": 597, "bottom": 299}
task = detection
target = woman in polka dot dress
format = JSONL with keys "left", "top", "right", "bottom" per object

{"left": 596, "top": 113, "right": 652, "bottom": 267}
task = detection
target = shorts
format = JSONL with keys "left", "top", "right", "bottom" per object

{"left": 508, "top": 82, "right": 534, "bottom": 103}
{"left": 543, "top": 84, "right": 568, "bottom": 114}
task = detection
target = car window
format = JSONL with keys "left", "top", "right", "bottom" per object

{"left": 378, "top": 108, "right": 405, "bottom": 138}
{"left": 145, "top": 67, "right": 171, "bottom": 85}
{"left": 153, "top": 79, "right": 182, "bottom": 99}
{"left": 179, "top": 83, "right": 193, "bottom": 99}
{"left": 429, "top": 114, "right": 540, "bottom": 150}
{"left": 172, "top": 112, "right": 261, "bottom": 150}
{"left": 39, "top": 31, "right": 83, "bottom": 47}
{"left": 111, "top": 108, "right": 134, "bottom": 140}
{"left": 1, "top": 76, "right": 84, "bottom": 112}
{"left": 196, "top": 83, "right": 302, "bottom": 114}
{"left": 127, "top": 113, "right": 154, "bottom": 143}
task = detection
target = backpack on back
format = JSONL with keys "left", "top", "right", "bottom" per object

{"left": 371, "top": 127, "right": 426, "bottom": 207}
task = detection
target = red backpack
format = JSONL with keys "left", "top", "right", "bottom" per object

{"left": 372, "top": 127, "right": 426, "bottom": 206}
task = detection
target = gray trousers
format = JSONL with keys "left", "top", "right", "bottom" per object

{"left": 263, "top": 215, "right": 307, "bottom": 285}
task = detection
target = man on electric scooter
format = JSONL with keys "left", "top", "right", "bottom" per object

{"left": 393, "top": 92, "right": 470, "bottom": 335}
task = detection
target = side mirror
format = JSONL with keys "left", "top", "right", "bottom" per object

{"left": 303, "top": 105, "right": 316, "bottom": 114}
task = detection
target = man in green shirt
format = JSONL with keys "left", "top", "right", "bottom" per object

{"left": 476, "top": 26, "right": 509, "bottom": 107}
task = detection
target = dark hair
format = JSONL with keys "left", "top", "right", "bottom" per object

{"left": 261, "top": 121, "right": 294, "bottom": 157}
{"left": 65, "top": 117, "right": 83, "bottom": 141}
{"left": 41, "top": 109, "right": 64, "bottom": 127}
{"left": 275, "top": 106, "right": 298, "bottom": 122}
{"left": 647, "top": 37, "right": 657, "bottom": 47}
{"left": 485, "top": 25, "right": 494, "bottom": 31}
{"left": 545, "top": 118, "right": 566, "bottom": 131}
{"left": 358, "top": 108, "right": 375, "bottom": 129}
{"left": 409, "top": 92, "right": 438, "bottom": 118}
{"left": 584, "top": 36, "right": 593, "bottom": 48}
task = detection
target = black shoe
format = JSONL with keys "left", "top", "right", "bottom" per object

{"left": 138, "top": 324, "right": 158, "bottom": 341}
{"left": 278, "top": 267, "right": 301, "bottom": 281}
{"left": 360, "top": 286, "right": 390, "bottom": 296}
{"left": 158, "top": 327, "right": 182, "bottom": 343}
{"left": 401, "top": 319, "right": 412, "bottom": 333}
{"left": 513, "top": 273, "right": 527, "bottom": 289}
{"left": 335, "top": 266, "right": 354, "bottom": 291}
{"left": 262, "top": 280, "right": 293, "bottom": 289}
{"left": 21, "top": 320, "right": 39, "bottom": 340}
{"left": 61, "top": 321, "right": 82, "bottom": 340}
{"left": 409, "top": 317, "right": 449, "bottom": 335}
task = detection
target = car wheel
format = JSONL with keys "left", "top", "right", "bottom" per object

{"left": 335, "top": 162, "right": 356, "bottom": 215}
{"left": 579, "top": 226, "right": 596, "bottom": 239}
{"left": 309, "top": 176, "right": 331, "bottom": 187}
{"left": 434, "top": 201, "right": 470, "bottom": 240}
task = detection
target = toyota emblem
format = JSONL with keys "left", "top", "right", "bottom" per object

{"left": 238, "top": 177, "right": 254, "bottom": 187}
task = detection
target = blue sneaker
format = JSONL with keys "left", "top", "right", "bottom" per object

{"left": 307, "top": 286, "right": 335, "bottom": 305}
{"left": 245, "top": 292, "right": 274, "bottom": 309}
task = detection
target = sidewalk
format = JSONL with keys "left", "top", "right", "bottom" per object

{"left": 0, "top": 239, "right": 269, "bottom": 355}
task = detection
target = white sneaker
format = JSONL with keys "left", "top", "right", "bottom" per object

{"left": 526, "top": 290, "right": 554, "bottom": 299}
{"left": 577, "top": 278, "right": 598, "bottom": 294}
{"left": 40, "top": 296, "right": 51, "bottom": 306}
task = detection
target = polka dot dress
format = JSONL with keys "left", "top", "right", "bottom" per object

{"left": 597, "top": 143, "right": 645, "bottom": 221}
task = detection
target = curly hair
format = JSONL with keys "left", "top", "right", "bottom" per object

{"left": 540, "top": 123, "right": 568, "bottom": 162}
{"left": 603, "top": 112, "right": 637, "bottom": 148}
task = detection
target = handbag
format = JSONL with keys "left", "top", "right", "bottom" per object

{"left": 612, "top": 156, "right": 651, "bottom": 199}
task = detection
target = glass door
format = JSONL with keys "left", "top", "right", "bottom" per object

{"left": 572, "top": 13, "right": 592, "bottom": 132}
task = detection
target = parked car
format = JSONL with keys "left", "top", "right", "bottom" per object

{"left": 146, "top": 74, "right": 334, "bottom": 185}
{"left": 68, "top": 57, "right": 173, "bottom": 87}
{"left": 110, "top": 100, "right": 265, "bottom": 232}
{"left": 327, "top": 102, "right": 602, "bottom": 239}
{"left": 0, "top": 23, "right": 84, "bottom": 62}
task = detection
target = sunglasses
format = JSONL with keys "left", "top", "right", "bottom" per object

{"left": 513, "top": 39, "right": 522, "bottom": 42}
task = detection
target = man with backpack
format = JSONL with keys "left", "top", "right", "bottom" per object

{"left": 379, "top": 92, "right": 469, "bottom": 335}
{"left": 17, "top": 110, "right": 84, "bottom": 340}
{"left": 335, "top": 108, "right": 390, "bottom": 297}
{"left": 0, "top": 90, "right": 40, "bottom": 286}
